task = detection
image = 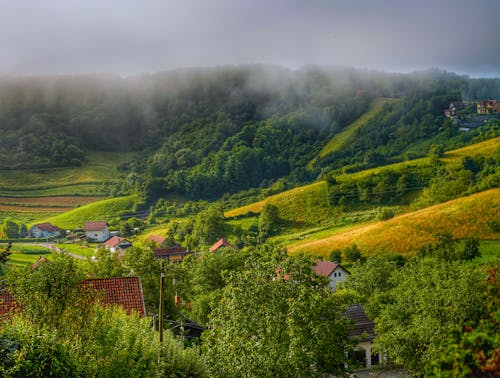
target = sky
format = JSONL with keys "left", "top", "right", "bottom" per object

{"left": 1, "top": 0, "right": 499, "bottom": 77}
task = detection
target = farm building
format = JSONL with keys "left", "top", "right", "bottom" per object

{"left": 27, "top": 222, "right": 63, "bottom": 239}
{"left": 313, "top": 259, "right": 350, "bottom": 290}
{"left": 84, "top": 221, "right": 110, "bottom": 242}
{"left": 103, "top": 236, "right": 132, "bottom": 253}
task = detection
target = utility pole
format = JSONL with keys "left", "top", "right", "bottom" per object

{"left": 159, "top": 259, "right": 165, "bottom": 343}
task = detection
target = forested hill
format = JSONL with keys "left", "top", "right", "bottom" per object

{"left": 1, "top": 65, "right": 499, "bottom": 199}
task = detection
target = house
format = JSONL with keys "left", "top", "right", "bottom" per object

{"left": 84, "top": 221, "right": 110, "bottom": 242}
{"left": 146, "top": 234, "right": 167, "bottom": 247}
{"left": 27, "top": 222, "right": 63, "bottom": 239}
{"left": 477, "top": 99, "right": 500, "bottom": 114}
{"left": 82, "top": 277, "right": 146, "bottom": 317}
{"left": 345, "top": 304, "right": 384, "bottom": 369}
{"left": 313, "top": 259, "right": 350, "bottom": 290}
{"left": 103, "top": 236, "right": 132, "bottom": 253}
{"left": 209, "top": 238, "right": 235, "bottom": 252}
{"left": 0, "top": 276, "right": 147, "bottom": 318}
{"left": 154, "top": 246, "right": 193, "bottom": 263}
{"left": 444, "top": 101, "right": 466, "bottom": 117}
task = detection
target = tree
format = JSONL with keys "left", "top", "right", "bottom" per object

{"left": 459, "top": 238, "right": 481, "bottom": 261}
{"left": 0, "top": 242, "right": 12, "bottom": 275}
{"left": 86, "top": 248, "right": 126, "bottom": 278}
{"left": 1, "top": 219, "right": 19, "bottom": 239}
{"left": 192, "top": 204, "right": 226, "bottom": 247}
{"left": 258, "top": 204, "right": 281, "bottom": 240}
{"left": 434, "top": 232, "right": 457, "bottom": 261}
{"left": 202, "top": 247, "right": 353, "bottom": 377}
{"left": 343, "top": 244, "right": 364, "bottom": 263}
{"left": 374, "top": 260, "right": 486, "bottom": 375}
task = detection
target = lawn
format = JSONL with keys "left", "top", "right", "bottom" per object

{"left": 1, "top": 243, "right": 54, "bottom": 266}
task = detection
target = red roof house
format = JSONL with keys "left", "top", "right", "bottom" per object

{"left": 27, "top": 222, "right": 63, "bottom": 238}
{"left": 313, "top": 260, "right": 350, "bottom": 290}
{"left": 1, "top": 277, "right": 146, "bottom": 318}
{"left": 103, "top": 236, "right": 132, "bottom": 253}
{"left": 209, "top": 238, "right": 235, "bottom": 252}
{"left": 154, "top": 246, "right": 192, "bottom": 263}
{"left": 84, "top": 221, "right": 110, "bottom": 242}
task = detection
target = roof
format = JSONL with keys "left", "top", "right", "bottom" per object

{"left": 0, "top": 284, "right": 18, "bottom": 318}
{"left": 84, "top": 221, "right": 108, "bottom": 231}
{"left": 313, "top": 259, "right": 349, "bottom": 277}
{"left": 32, "top": 222, "right": 61, "bottom": 232}
{"left": 345, "top": 304, "right": 376, "bottom": 340}
{"left": 147, "top": 234, "right": 167, "bottom": 245}
{"left": 82, "top": 277, "right": 146, "bottom": 317}
{"left": 31, "top": 256, "right": 50, "bottom": 270}
{"left": 154, "top": 246, "right": 185, "bottom": 257}
{"left": 104, "top": 236, "right": 129, "bottom": 248}
{"left": 209, "top": 238, "right": 234, "bottom": 252}
{"left": 1, "top": 277, "right": 147, "bottom": 318}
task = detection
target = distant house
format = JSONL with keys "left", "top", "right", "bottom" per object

{"left": 477, "top": 99, "right": 500, "bottom": 114}
{"left": 103, "top": 236, "right": 132, "bottom": 253}
{"left": 345, "top": 304, "right": 384, "bottom": 369}
{"left": 209, "top": 238, "right": 235, "bottom": 252}
{"left": 146, "top": 234, "right": 167, "bottom": 247}
{"left": 1, "top": 276, "right": 147, "bottom": 318}
{"left": 27, "top": 222, "right": 63, "bottom": 239}
{"left": 154, "top": 246, "right": 192, "bottom": 263}
{"left": 313, "top": 260, "right": 350, "bottom": 290}
{"left": 84, "top": 221, "right": 110, "bottom": 242}
{"left": 444, "top": 101, "right": 466, "bottom": 118}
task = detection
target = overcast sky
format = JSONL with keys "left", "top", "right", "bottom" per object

{"left": 1, "top": 0, "right": 499, "bottom": 77}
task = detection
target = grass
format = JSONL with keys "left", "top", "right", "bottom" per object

{"left": 0, "top": 151, "right": 135, "bottom": 196}
{"left": 467, "top": 240, "right": 500, "bottom": 265}
{"left": 38, "top": 195, "right": 138, "bottom": 229}
{"left": 307, "top": 98, "right": 400, "bottom": 169}
{"left": 287, "top": 188, "right": 500, "bottom": 257}
{"left": 1, "top": 243, "right": 54, "bottom": 266}
{"left": 56, "top": 243, "right": 96, "bottom": 258}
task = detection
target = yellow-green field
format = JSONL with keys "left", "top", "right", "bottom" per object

{"left": 307, "top": 98, "right": 400, "bottom": 169}
{"left": 1, "top": 243, "right": 54, "bottom": 266}
{"left": 287, "top": 188, "right": 500, "bottom": 257}
{"left": 38, "top": 195, "right": 138, "bottom": 229}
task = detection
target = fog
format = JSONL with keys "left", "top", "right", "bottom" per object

{"left": 1, "top": 0, "right": 499, "bottom": 77}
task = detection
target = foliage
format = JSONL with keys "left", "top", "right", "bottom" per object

{"left": 1, "top": 219, "right": 19, "bottom": 239}
{"left": 258, "top": 203, "right": 281, "bottom": 240}
{"left": 373, "top": 260, "right": 487, "bottom": 375}
{"left": 0, "top": 242, "right": 12, "bottom": 274}
{"left": 202, "top": 246, "right": 352, "bottom": 377}
{"left": 86, "top": 248, "right": 127, "bottom": 278}
{"left": 192, "top": 204, "right": 226, "bottom": 247}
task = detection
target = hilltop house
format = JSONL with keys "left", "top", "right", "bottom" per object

{"left": 146, "top": 234, "right": 168, "bottom": 247}
{"left": 209, "top": 238, "right": 235, "bottom": 252}
{"left": 477, "top": 99, "right": 500, "bottom": 114}
{"left": 313, "top": 260, "right": 350, "bottom": 290}
{"left": 27, "top": 222, "right": 63, "bottom": 239}
{"left": 103, "top": 236, "right": 132, "bottom": 254}
{"left": 84, "top": 221, "right": 110, "bottom": 242}
{"left": 443, "top": 101, "right": 466, "bottom": 118}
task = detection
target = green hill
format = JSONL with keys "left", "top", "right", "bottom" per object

{"left": 37, "top": 195, "right": 138, "bottom": 229}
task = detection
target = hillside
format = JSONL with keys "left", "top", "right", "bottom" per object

{"left": 37, "top": 195, "right": 138, "bottom": 229}
{"left": 307, "top": 97, "right": 400, "bottom": 169}
{"left": 287, "top": 188, "right": 499, "bottom": 256}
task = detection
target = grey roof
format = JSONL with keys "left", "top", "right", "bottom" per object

{"left": 345, "top": 304, "right": 376, "bottom": 341}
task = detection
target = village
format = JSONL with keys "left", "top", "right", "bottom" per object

{"left": 443, "top": 98, "right": 500, "bottom": 131}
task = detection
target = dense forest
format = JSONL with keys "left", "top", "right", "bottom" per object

{"left": 1, "top": 66, "right": 500, "bottom": 201}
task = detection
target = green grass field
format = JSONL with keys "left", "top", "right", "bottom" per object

{"left": 307, "top": 98, "right": 400, "bottom": 169}
{"left": 38, "top": 195, "right": 138, "bottom": 229}
{"left": 0, "top": 151, "right": 135, "bottom": 196}
{"left": 55, "top": 243, "right": 96, "bottom": 258}
{"left": 1, "top": 243, "right": 54, "bottom": 266}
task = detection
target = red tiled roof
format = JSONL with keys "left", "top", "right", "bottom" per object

{"left": 154, "top": 246, "right": 185, "bottom": 257}
{"left": 313, "top": 259, "right": 350, "bottom": 277}
{"left": 104, "top": 236, "right": 126, "bottom": 248}
{"left": 209, "top": 238, "right": 234, "bottom": 252}
{"left": 147, "top": 234, "right": 166, "bottom": 245}
{"left": 33, "top": 222, "right": 62, "bottom": 232}
{"left": 82, "top": 277, "right": 146, "bottom": 317}
{"left": 0, "top": 285, "right": 18, "bottom": 318}
{"left": 84, "top": 221, "right": 108, "bottom": 231}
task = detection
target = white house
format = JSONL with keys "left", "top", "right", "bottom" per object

{"left": 103, "top": 236, "right": 132, "bottom": 253}
{"left": 84, "top": 221, "right": 110, "bottom": 242}
{"left": 313, "top": 259, "right": 350, "bottom": 290}
{"left": 27, "top": 223, "right": 63, "bottom": 239}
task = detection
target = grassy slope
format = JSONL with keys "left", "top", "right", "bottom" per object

{"left": 227, "top": 137, "right": 500, "bottom": 221}
{"left": 0, "top": 151, "right": 134, "bottom": 196}
{"left": 287, "top": 188, "right": 500, "bottom": 257}
{"left": 37, "top": 195, "right": 137, "bottom": 229}
{"left": 307, "top": 98, "right": 400, "bottom": 169}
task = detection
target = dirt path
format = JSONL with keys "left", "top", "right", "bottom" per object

{"left": 29, "top": 242, "right": 87, "bottom": 260}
